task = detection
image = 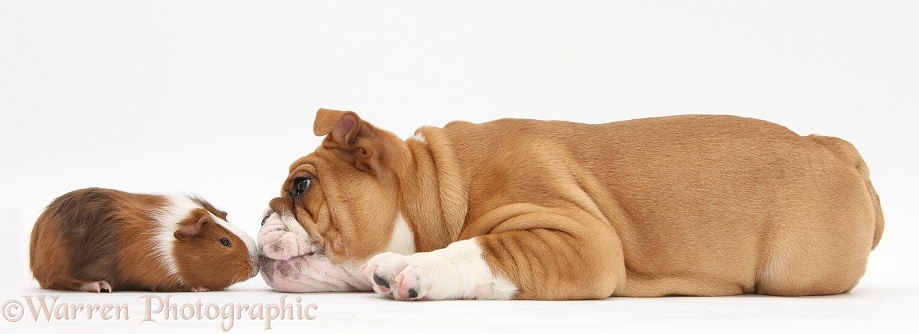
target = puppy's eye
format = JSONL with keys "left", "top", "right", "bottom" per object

{"left": 220, "top": 238, "right": 231, "bottom": 247}
{"left": 291, "top": 177, "right": 313, "bottom": 198}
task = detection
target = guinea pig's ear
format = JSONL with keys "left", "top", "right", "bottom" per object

{"left": 174, "top": 215, "right": 209, "bottom": 240}
{"left": 313, "top": 108, "right": 362, "bottom": 148}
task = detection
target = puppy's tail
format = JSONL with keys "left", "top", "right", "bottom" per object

{"left": 809, "top": 135, "right": 884, "bottom": 250}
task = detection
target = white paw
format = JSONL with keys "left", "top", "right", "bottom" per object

{"left": 363, "top": 252, "right": 431, "bottom": 300}
{"left": 79, "top": 280, "right": 112, "bottom": 293}
{"left": 362, "top": 239, "right": 518, "bottom": 301}
{"left": 189, "top": 286, "right": 209, "bottom": 292}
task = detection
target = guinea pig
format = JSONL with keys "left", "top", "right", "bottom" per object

{"left": 29, "top": 187, "right": 259, "bottom": 292}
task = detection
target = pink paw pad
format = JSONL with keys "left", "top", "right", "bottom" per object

{"left": 80, "top": 281, "right": 112, "bottom": 293}
{"left": 365, "top": 261, "right": 425, "bottom": 300}
{"left": 394, "top": 274, "right": 420, "bottom": 299}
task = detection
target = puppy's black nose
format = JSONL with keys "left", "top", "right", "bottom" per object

{"left": 261, "top": 209, "right": 274, "bottom": 226}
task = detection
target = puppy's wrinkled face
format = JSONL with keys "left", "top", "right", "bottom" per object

{"left": 260, "top": 109, "right": 402, "bottom": 266}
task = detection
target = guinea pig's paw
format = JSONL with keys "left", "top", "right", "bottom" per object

{"left": 79, "top": 280, "right": 112, "bottom": 293}
{"left": 259, "top": 229, "right": 314, "bottom": 261}
{"left": 189, "top": 286, "right": 209, "bottom": 292}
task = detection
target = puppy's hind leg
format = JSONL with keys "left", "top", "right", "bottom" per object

{"left": 476, "top": 226, "right": 624, "bottom": 300}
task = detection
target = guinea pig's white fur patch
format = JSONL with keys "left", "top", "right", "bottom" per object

{"left": 151, "top": 195, "right": 258, "bottom": 277}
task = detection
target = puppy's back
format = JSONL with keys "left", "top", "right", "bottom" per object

{"left": 444, "top": 115, "right": 882, "bottom": 296}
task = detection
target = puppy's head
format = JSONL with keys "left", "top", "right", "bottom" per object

{"left": 262, "top": 109, "right": 406, "bottom": 265}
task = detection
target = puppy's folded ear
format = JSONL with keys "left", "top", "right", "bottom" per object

{"left": 313, "top": 108, "right": 361, "bottom": 147}
{"left": 311, "top": 108, "right": 386, "bottom": 172}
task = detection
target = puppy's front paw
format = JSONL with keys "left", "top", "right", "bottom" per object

{"left": 362, "top": 239, "right": 518, "bottom": 301}
{"left": 363, "top": 252, "right": 435, "bottom": 301}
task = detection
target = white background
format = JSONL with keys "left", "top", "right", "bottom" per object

{"left": 1, "top": 1, "right": 917, "bottom": 333}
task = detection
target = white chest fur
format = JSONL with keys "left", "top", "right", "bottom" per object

{"left": 385, "top": 213, "right": 416, "bottom": 255}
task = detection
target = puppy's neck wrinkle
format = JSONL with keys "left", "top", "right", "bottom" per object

{"left": 398, "top": 126, "right": 469, "bottom": 252}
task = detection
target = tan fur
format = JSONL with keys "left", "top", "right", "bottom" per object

{"left": 273, "top": 109, "right": 883, "bottom": 300}
{"left": 30, "top": 189, "right": 173, "bottom": 291}
{"left": 172, "top": 208, "right": 255, "bottom": 291}
{"left": 30, "top": 188, "right": 256, "bottom": 292}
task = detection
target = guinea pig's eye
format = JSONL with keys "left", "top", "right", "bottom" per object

{"left": 220, "top": 238, "right": 231, "bottom": 247}
{"left": 291, "top": 177, "right": 313, "bottom": 198}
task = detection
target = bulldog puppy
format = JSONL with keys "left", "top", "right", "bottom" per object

{"left": 258, "top": 109, "right": 883, "bottom": 301}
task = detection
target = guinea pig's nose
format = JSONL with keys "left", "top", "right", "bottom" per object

{"left": 249, "top": 258, "right": 260, "bottom": 278}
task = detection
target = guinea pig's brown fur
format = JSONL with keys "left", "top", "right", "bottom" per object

{"left": 30, "top": 187, "right": 258, "bottom": 292}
